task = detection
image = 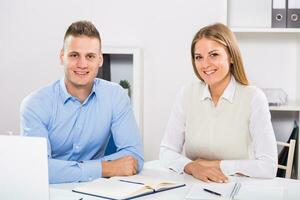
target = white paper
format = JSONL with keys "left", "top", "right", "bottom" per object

{"left": 236, "top": 185, "right": 284, "bottom": 200}
{"left": 186, "top": 182, "right": 235, "bottom": 199}
{"left": 185, "top": 182, "right": 284, "bottom": 200}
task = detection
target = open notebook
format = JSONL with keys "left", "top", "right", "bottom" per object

{"left": 72, "top": 175, "right": 185, "bottom": 200}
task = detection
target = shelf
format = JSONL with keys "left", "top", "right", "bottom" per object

{"left": 231, "top": 27, "right": 300, "bottom": 33}
{"left": 102, "top": 46, "right": 140, "bottom": 55}
{"left": 269, "top": 101, "right": 300, "bottom": 112}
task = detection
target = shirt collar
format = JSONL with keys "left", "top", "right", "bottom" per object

{"left": 59, "top": 78, "right": 97, "bottom": 104}
{"left": 202, "top": 84, "right": 212, "bottom": 100}
{"left": 59, "top": 78, "right": 72, "bottom": 103}
{"left": 201, "top": 75, "right": 236, "bottom": 103}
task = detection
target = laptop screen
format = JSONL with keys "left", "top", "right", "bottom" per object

{"left": 0, "top": 135, "right": 49, "bottom": 200}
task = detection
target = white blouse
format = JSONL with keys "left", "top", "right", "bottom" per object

{"left": 159, "top": 77, "right": 278, "bottom": 178}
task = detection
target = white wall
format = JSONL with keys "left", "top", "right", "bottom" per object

{"left": 0, "top": 0, "right": 227, "bottom": 160}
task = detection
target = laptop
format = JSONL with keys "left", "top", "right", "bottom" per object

{"left": 0, "top": 135, "right": 49, "bottom": 200}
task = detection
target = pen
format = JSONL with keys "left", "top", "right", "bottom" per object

{"left": 119, "top": 179, "right": 144, "bottom": 185}
{"left": 203, "top": 188, "right": 222, "bottom": 196}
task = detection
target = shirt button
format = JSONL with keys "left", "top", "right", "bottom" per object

{"left": 89, "top": 177, "right": 92, "bottom": 181}
{"left": 75, "top": 145, "right": 80, "bottom": 150}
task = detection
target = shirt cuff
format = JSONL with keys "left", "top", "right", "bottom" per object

{"left": 220, "top": 160, "right": 237, "bottom": 176}
{"left": 79, "top": 160, "right": 102, "bottom": 182}
{"left": 168, "top": 157, "right": 192, "bottom": 174}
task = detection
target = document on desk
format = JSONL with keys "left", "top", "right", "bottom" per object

{"left": 185, "top": 182, "right": 284, "bottom": 200}
{"left": 72, "top": 175, "right": 185, "bottom": 200}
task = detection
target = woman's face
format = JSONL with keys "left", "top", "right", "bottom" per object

{"left": 194, "top": 38, "right": 232, "bottom": 88}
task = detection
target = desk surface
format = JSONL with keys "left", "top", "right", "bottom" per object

{"left": 50, "top": 160, "right": 300, "bottom": 200}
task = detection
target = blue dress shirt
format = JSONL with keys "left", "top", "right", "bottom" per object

{"left": 20, "top": 78, "right": 144, "bottom": 184}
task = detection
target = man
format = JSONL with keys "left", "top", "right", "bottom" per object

{"left": 20, "top": 21, "right": 144, "bottom": 184}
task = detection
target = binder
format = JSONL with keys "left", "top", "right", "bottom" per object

{"left": 272, "top": 0, "right": 287, "bottom": 28}
{"left": 287, "top": 0, "right": 300, "bottom": 28}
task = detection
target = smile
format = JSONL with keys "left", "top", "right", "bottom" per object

{"left": 74, "top": 71, "right": 89, "bottom": 75}
{"left": 203, "top": 69, "right": 217, "bottom": 75}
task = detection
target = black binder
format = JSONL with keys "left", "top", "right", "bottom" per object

{"left": 287, "top": 0, "right": 300, "bottom": 28}
{"left": 272, "top": 0, "right": 287, "bottom": 28}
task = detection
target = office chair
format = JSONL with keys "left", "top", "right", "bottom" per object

{"left": 104, "top": 134, "right": 117, "bottom": 156}
{"left": 277, "top": 139, "right": 296, "bottom": 179}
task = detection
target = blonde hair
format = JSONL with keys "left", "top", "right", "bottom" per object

{"left": 191, "top": 23, "right": 248, "bottom": 85}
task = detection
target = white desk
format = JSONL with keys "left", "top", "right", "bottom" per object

{"left": 50, "top": 160, "right": 300, "bottom": 200}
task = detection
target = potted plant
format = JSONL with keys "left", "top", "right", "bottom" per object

{"left": 119, "top": 80, "right": 131, "bottom": 97}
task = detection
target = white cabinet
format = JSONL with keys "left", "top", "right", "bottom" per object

{"left": 227, "top": 0, "right": 300, "bottom": 179}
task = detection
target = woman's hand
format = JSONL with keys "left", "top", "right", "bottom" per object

{"left": 184, "top": 159, "right": 228, "bottom": 183}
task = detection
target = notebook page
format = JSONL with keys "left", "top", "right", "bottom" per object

{"left": 111, "top": 175, "right": 182, "bottom": 190}
{"left": 73, "top": 178, "right": 150, "bottom": 199}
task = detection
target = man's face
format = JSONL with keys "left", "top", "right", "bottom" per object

{"left": 60, "top": 35, "right": 103, "bottom": 92}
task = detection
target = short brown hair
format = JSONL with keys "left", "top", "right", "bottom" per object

{"left": 63, "top": 20, "right": 101, "bottom": 49}
{"left": 191, "top": 23, "right": 248, "bottom": 85}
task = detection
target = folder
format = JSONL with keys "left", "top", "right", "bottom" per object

{"left": 272, "top": 0, "right": 287, "bottom": 28}
{"left": 287, "top": 0, "right": 300, "bottom": 28}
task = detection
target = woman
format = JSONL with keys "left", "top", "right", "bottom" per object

{"left": 159, "top": 23, "right": 277, "bottom": 183}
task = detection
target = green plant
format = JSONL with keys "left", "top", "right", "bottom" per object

{"left": 119, "top": 80, "right": 130, "bottom": 89}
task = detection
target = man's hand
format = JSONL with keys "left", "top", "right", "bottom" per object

{"left": 102, "top": 156, "right": 138, "bottom": 177}
{"left": 184, "top": 159, "right": 228, "bottom": 183}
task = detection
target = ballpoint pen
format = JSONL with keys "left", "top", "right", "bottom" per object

{"left": 119, "top": 179, "right": 144, "bottom": 185}
{"left": 203, "top": 188, "right": 222, "bottom": 196}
